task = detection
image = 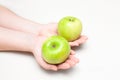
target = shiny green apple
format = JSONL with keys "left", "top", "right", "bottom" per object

{"left": 42, "top": 36, "right": 70, "bottom": 64}
{"left": 58, "top": 16, "right": 82, "bottom": 41}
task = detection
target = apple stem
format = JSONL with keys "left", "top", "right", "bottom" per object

{"left": 52, "top": 45, "right": 56, "bottom": 48}
{"left": 69, "top": 18, "right": 74, "bottom": 22}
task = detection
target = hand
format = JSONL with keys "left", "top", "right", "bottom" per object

{"left": 38, "top": 23, "right": 88, "bottom": 47}
{"left": 32, "top": 36, "right": 79, "bottom": 71}
{"left": 31, "top": 23, "right": 87, "bottom": 71}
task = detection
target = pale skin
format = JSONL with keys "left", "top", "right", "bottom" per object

{"left": 0, "top": 5, "right": 88, "bottom": 71}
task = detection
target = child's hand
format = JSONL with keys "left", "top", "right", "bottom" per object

{"left": 38, "top": 23, "right": 88, "bottom": 47}
{"left": 32, "top": 36, "right": 79, "bottom": 71}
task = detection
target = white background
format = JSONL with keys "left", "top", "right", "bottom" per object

{"left": 0, "top": 0, "right": 120, "bottom": 80}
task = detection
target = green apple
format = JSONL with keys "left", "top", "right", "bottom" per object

{"left": 58, "top": 16, "right": 82, "bottom": 41}
{"left": 42, "top": 36, "right": 71, "bottom": 64}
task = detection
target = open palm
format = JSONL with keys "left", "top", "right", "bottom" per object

{"left": 39, "top": 23, "right": 88, "bottom": 47}
{"left": 33, "top": 36, "right": 79, "bottom": 71}
{"left": 33, "top": 23, "right": 88, "bottom": 71}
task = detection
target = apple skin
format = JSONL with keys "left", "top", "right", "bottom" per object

{"left": 58, "top": 16, "right": 82, "bottom": 41}
{"left": 42, "top": 36, "right": 71, "bottom": 64}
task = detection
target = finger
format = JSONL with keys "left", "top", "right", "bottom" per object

{"left": 77, "top": 35, "right": 88, "bottom": 44}
{"left": 69, "top": 42, "right": 79, "bottom": 47}
{"left": 66, "top": 59, "right": 76, "bottom": 67}
{"left": 58, "top": 55, "right": 79, "bottom": 70}
{"left": 82, "top": 35, "right": 88, "bottom": 40}
{"left": 69, "top": 35, "right": 88, "bottom": 46}
{"left": 66, "top": 55, "right": 79, "bottom": 67}
{"left": 69, "top": 55, "right": 79, "bottom": 63}
{"left": 70, "top": 50, "right": 75, "bottom": 55}
{"left": 58, "top": 63, "right": 70, "bottom": 70}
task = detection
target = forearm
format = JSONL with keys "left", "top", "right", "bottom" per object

{"left": 0, "top": 27, "right": 36, "bottom": 52}
{"left": 0, "top": 5, "right": 42, "bottom": 35}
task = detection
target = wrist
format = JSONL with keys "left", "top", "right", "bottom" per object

{"left": 26, "top": 22, "right": 43, "bottom": 35}
{"left": 26, "top": 34, "right": 38, "bottom": 52}
{"left": 19, "top": 17, "right": 46, "bottom": 36}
